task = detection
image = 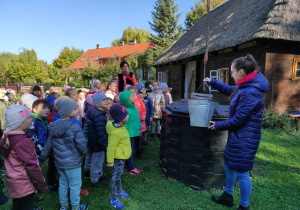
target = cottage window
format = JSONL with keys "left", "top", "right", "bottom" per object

{"left": 292, "top": 58, "right": 300, "bottom": 80}
{"left": 94, "top": 56, "right": 101, "bottom": 61}
{"left": 158, "top": 72, "right": 162, "bottom": 82}
{"left": 80, "top": 57, "right": 86, "bottom": 62}
{"left": 163, "top": 72, "right": 168, "bottom": 82}
{"left": 209, "top": 70, "right": 218, "bottom": 91}
{"left": 88, "top": 57, "right": 93, "bottom": 61}
{"left": 218, "top": 68, "right": 229, "bottom": 84}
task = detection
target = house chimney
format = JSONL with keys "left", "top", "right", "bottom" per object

{"left": 96, "top": 44, "right": 101, "bottom": 49}
{"left": 129, "top": 39, "right": 136, "bottom": 45}
{"left": 120, "top": 41, "right": 125, "bottom": 46}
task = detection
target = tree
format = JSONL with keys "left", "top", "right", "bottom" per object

{"left": 148, "top": 0, "right": 183, "bottom": 50}
{"left": 111, "top": 26, "right": 151, "bottom": 46}
{"left": 184, "top": 0, "right": 226, "bottom": 30}
{"left": 53, "top": 46, "right": 84, "bottom": 68}
{"left": 140, "top": 0, "right": 183, "bottom": 73}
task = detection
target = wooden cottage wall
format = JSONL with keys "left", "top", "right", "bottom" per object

{"left": 265, "top": 53, "right": 300, "bottom": 114}
{"left": 196, "top": 49, "right": 266, "bottom": 105}
{"left": 156, "top": 64, "right": 183, "bottom": 101}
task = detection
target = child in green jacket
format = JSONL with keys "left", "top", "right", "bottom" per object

{"left": 119, "top": 91, "right": 142, "bottom": 175}
{"left": 106, "top": 104, "right": 132, "bottom": 209}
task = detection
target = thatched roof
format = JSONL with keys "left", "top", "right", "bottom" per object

{"left": 152, "top": 0, "right": 300, "bottom": 66}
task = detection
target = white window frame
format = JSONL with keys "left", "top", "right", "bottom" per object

{"left": 158, "top": 72, "right": 162, "bottom": 83}
{"left": 209, "top": 70, "right": 218, "bottom": 92}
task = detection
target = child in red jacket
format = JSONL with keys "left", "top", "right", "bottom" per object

{"left": 0, "top": 105, "right": 47, "bottom": 209}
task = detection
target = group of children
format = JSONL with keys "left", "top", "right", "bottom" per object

{"left": 0, "top": 79, "right": 172, "bottom": 210}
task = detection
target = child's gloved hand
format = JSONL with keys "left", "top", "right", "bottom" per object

{"left": 107, "top": 163, "right": 114, "bottom": 167}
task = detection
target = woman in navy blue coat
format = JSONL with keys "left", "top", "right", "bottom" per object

{"left": 204, "top": 54, "right": 269, "bottom": 210}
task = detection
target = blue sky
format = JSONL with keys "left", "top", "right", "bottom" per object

{"left": 0, "top": 0, "right": 195, "bottom": 64}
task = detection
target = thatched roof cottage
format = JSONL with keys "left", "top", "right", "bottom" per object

{"left": 152, "top": 0, "right": 300, "bottom": 114}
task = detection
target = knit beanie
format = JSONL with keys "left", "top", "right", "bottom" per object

{"left": 21, "top": 94, "right": 39, "bottom": 110}
{"left": 56, "top": 97, "right": 78, "bottom": 119}
{"left": 137, "top": 83, "right": 146, "bottom": 92}
{"left": 110, "top": 104, "right": 128, "bottom": 123}
{"left": 45, "top": 97, "right": 57, "bottom": 111}
{"left": 94, "top": 79, "right": 101, "bottom": 85}
{"left": 160, "top": 82, "right": 168, "bottom": 89}
{"left": 92, "top": 93, "right": 107, "bottom": 108}
{"left": 5, "top": 105, "right": 31, "bottom": 130}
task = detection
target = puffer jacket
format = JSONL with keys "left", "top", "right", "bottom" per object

{"left": 106, "top": 121, "right": 132, "bottom": 164}
{"left": 149, "top": 90, "right": 165, "bottom": 119}
{"left": 135, "top": 95, "right": 147, "bottom": 132}
{"left": 144, "top": 96, "right": 153, "bottom": 126}
{"left": 0, "top": 93, "right": 17, "bottom": 131}
{"left": 85, "top": 108, "right": 108, "bottom": 152}
{"left": 0, "top": 131, "right": 47, "bottom": 198}
{"left": 119, "top": 91, "right": 141, "bottom": 137}
{"left": 40, "top": 120, "right": 87, "bottom": 170}
{"left": 210, "top": 72, "right": 269, "bottom": 172}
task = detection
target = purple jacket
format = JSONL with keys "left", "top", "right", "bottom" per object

{"left": 0, "top": 132, "right": 47, "bottom": 198}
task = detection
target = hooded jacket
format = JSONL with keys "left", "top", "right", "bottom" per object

{"left": 106, "top": 121, "right": 132, "bottom": 163}
{"left": 210, "top": 72, "right": 269, "bottom": 172}
{"left": 85, "top": 108, "right": 108, "bottom": 152}
{"left": 28, "top": 112, "right": 48, "bottom": 155}
{"left": 119, "top": 91, "right": 141, "bottom": 137}
{"left": 40, "top": 120, "right": 87, "bottom": 169}
{"left": 0, "top": 131, "right": 47, "bottom": 198}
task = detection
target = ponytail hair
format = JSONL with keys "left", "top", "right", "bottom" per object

{"left": 230, "top": 54, "right": 259, "bottom": 100}
{"left": 232, "top": 54, "right": 258, "bottom": 74}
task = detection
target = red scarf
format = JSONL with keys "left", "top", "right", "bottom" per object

{"left": 237, "top": 71, "right": 258, "bottom": 86}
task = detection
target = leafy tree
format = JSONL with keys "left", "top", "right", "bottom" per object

{"left": 0, "top": 52, "right": 18, "bottom": 85}
{"left": 184, "top": 0, "right": 226, "bottom": 30}
{"left": 53, "top": 46, "right": 84, "bottom": 69}
{"left": 111, "top": 26, "right": 151, "bottom": 46}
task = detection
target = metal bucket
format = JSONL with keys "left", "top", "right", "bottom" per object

{"left": 188, "top": 83, "right": 216, "bottom": 127}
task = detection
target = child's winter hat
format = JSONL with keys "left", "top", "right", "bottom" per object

{"left": 92, "top": 93, "right": 107, "bottom": 107}
{"left": 110, "top": 104, "right": 128, "bottom": 123}
{"left": 160, "top": 82, "right": 168, "bottom": 89}
{"left": 45, "top": 97, "right": 57, "bottom": 111}
{"left": 21, "top": 94, "right": 39, "bottom": 110}
{"left": 5, "top": 105, "right": 30, "bottom": 130}
{"left": 86, "top": 91, "right": 97, "bottom": 106}
{"left": 56, "top": 97, "right": 78, "bottom": 119}
{"left": 137, "top": 83, "right": 146, "bottom": 92}
{"left": 94, "top": 79, "right": 101, "bottom": 85}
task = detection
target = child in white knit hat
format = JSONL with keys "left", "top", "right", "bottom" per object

{"left": 0, "top": 104, "right": 47, "bottom": 210}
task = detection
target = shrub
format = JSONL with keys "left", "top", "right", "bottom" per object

{"left": 262, "top": 109, "right": 294, "bottom": 132}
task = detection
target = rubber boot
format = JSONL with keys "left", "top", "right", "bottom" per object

{"left": 212, "top": 191, "right": 234, "bottom": 207}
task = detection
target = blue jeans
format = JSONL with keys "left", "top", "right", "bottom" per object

{"left": 224, "top": 161, "right": 252, "bottom": 207}
{"left": 111, "top": 159, "right": 125, "bottom": 200}
{"left": 126, "top": 137, "right": 136, "bottom": 171}
{"left": 90, "top": 151, "right": 105, "bottom": 183}
{"left": 57, "top": 167, "right": 82, "bottom": 209}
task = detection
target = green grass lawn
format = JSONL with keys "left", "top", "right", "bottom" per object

{"left": 1, "top": 129, "right": 299, "bottom": 210}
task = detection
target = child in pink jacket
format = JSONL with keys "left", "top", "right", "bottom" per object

{"left": 0, "top": 105, "right": 47, "bottom": 209}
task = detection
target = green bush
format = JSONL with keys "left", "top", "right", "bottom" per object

{"left": 55, "top": 81, "right": 66, "bottom": 87}
{"left": 262, "top": 109, "right": 294, "bottom": 132}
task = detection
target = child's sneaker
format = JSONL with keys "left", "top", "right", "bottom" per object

{"left": 60, "top": 204, "right": 70, "bottom": 210}
{"left": 84, "top": 170, "right": 90, "bottom": 179}
{"left": 118, "top": 190, "right": 130, "bottom": 198}
{"left": 128, "top": 168, "right": 142, "bottom": 175}
{"left": 80, "top": 189, "right": 89, "bottom": 196}
{"left": 109, "top": 198, "right": 125, "bottom": 209}
{"left": 73, "top": 204, "right": 88, "bottom": 210}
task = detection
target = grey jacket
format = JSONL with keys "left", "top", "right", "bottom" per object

{"left": 40, "top": 120, "right": 87, "bottom": 170}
